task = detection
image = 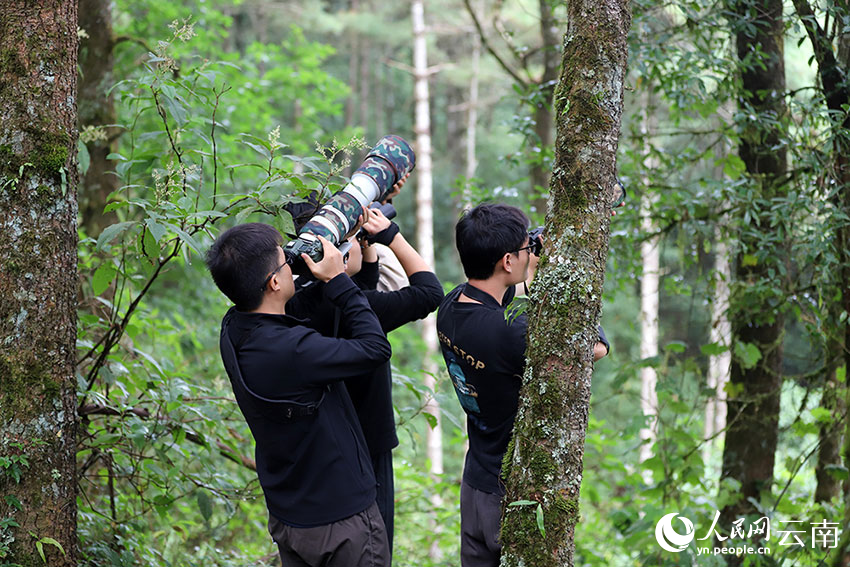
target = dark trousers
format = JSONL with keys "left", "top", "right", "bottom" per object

{"left": 372, "top": 450, "right": 394, "bottom": 555}
{"left": 460, "top": 480, "right": 502, "bottom": 567}
{"left": 268, "top": 501, "right": 390, "bottom": 567}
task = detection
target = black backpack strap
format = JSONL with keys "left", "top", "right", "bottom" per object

{"left": 221, "top": 313, "right": 325, "bottom": 420}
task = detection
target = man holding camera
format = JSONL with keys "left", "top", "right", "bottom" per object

{"left": 206, "top": 223, "right": 391, "bottom": 567}
{"left": 286, "top": 204, "right": 444, "bottom": 555}
{"left": 436, "top": 203, "right": 609, "bottom": 567}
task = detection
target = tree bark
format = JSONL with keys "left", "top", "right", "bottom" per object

{"left": 0, "top": 2, "right": 79, "bottom": 565}
{"left": 719, "top": 1, "right": 786, "bottom": 560}
{"left": 412, "top": 0, "right": 444, "bottom": 559}
{"left": 499, "top": 0, "right": 630, "bottom": 564}
{"left": 78, "top": 0, "right": 119, "bottom": 236}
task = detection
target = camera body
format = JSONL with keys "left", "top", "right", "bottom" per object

{"left": 283, "top": 135, "right": 415, "bottom": 273}
{"left": 528, "top": 226, "right": 544, "bottom": 256}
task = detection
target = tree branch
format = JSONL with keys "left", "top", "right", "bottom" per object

{"left": 79, "top": 403, "right": 257, "bottom": 472}
{"left": 463, "top": 0, "right": 528, "bottom": 86}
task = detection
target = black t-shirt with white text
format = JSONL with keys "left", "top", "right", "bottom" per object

{"left": 436, "top": 283, "right": 609, "bottom": 496}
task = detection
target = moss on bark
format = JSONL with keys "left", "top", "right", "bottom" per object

{"left": 499, "top": 2, "right": 630, "bottom": 566}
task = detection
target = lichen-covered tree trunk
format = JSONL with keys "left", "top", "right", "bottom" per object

{"left": 719, "top": 1, "right": 786, "bottom": 560}
{"left": 499, "top": 0, "right": 630, "bottom": 564}
{"left": 78, "top": 0, "right": 118, "bottom": 236}
{"left": 0, "top": 1, "right": 79, "bottom": 566}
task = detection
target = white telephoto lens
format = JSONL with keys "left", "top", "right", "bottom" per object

{"left": 310, "top": 215, "right": 342, "bottom": 243}
{"left": 346, "top": 174, "right": 380, "bottom": 207}
{"left": 324, "top": 205, "right": 352, "bottom": 236}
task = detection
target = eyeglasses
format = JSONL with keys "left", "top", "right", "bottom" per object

{"left": 514, "top": 243, "right": 534, "bottom": 255}
{"left": 260, "top": 254, "right": 292, "bottom": 291}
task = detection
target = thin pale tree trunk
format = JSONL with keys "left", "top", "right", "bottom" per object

{"left": 638, "top": 92, "right": 659, "bottom": 469}
{"left": 704, "top": 133, "right": 732, "bottom": 464}
{"left": 0, "top": 2, "right": 79, "bottom": 565}
{"left": 412, "top": 0, "right": 444, "bottom": 560}
{"left": 500, "top": 0, "right": 630, "bottom": 564}
{"left": 704, "top": 231, "right": 731, "bottom": 458}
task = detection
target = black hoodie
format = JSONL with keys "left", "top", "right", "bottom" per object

{"left": 219, "top": 273, "right": 391, "bottom": 526}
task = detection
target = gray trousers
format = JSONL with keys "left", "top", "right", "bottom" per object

{"left": 268, "top": 501, "right": 390, "bottom": 567}
{"left": 460, "top": 480, "right": 502, "bottom": 567}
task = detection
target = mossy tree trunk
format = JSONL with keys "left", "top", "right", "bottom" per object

{"left": 0, "top": 2, "right": 79, "bottom": 566}
{"left": 719, "top": 1, "right": 786, "bottom": 561}
{"left": 499, "top": 0, "right": 630, "bottom": 565}
{"left": 78, "top": 0, "right": 118, "bottom": 236}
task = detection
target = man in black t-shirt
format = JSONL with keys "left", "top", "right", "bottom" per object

{"left": 436, "top": 204, "right": 609, "bottom": 567}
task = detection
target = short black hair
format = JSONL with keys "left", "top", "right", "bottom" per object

{"left": 455, "top": 203, "right": 529, "bottom": 280}
{"left": 205, "top": 223, "right": 283, "bottom": 311}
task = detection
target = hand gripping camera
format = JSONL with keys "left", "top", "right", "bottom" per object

{"left": 283, "top": 135, "right": 415, "bottom": 274}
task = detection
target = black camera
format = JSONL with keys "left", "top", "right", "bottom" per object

{"left": 528, "top": 226, "right": 544, "bottom": 256}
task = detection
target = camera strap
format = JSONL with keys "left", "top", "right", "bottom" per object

{"left": 221, "top": 312, "right": 326, "bottom": 420}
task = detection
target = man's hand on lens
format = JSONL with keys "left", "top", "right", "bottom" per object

{"left": 380, "top": 172, "right": 410, "bottom": 204}
{"left": 302, "top": 235, "right": 345, "bottom": 282}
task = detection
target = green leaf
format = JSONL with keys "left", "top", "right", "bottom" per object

{"left": 4, "top": 494, "right": 21, "bottom": 510}
{"left": 810, "top": 407, "right": 833, "bottom": 424}
{"left": 838, "top": 366, "right": 846, "bottom": 384}
{"left": 173, "top": 227, "right": 202, "bottom": 255}
{"left": 423, "top": 412, "right": 438, "bottom": 430}
{"left": 38, "top": 537, "right": 65, "bottom": 558}
{"left": 700, "top": 342, "right": 728, "bottom": 356}
{"left": 734, "top": 342, "right": 762, "bottom": 369}
{"left": 722, "top": 154, "right": 746, "bottom": 179}
{"left": 273, "top": 213, "right": 296, "bottom": 238}
{"left": 508, "top": 500, "right": 538, "bottom": 507}
{"left": 197, "top": 490, "right": 213, "bottom": 522}
{"left": 146, "top": 219, "right": 167, "bottom": 243}
{"left": 536, "top": 503, "right": 546, "bottom": 537}
{"left": 742, "top": 254, "right": 758, "bottom": 267}
{"left": 36, "top": 539, "right": 45, "bottom": 563}
{"left": 664, "top": 341, "right": 687, "bottom": 353}
{"left": 96, "top": 221, "right": 135, "bottom": 250}
{"left": 825, "top": 464, "right": 850, "bottom": 481}
{"left": 77, "top": 139, "right": 90, "bottom": 176}
{"left": 92, "top": 263, "right": 117, "bottom": 296}
{"left": 142, "top": 227, "right": 159, "bottom": 258}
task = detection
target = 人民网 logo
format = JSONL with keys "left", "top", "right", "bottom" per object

{"left": 655, "top": 512, "right": 696, "bottom": 553}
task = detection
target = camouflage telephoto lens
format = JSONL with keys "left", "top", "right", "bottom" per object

{"left": 283, "top": 135, "right": 416, "bottom": 273}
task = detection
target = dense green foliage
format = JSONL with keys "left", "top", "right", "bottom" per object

{"left": 1, "top": 0, "right": 841, "bottom": 565}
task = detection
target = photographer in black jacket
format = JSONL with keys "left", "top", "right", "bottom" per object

{"left": 206, "top": 223, "right": 391, "bottom": 567}
{"left": 286, "top": 206, "right": 444, "bottom": 555}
